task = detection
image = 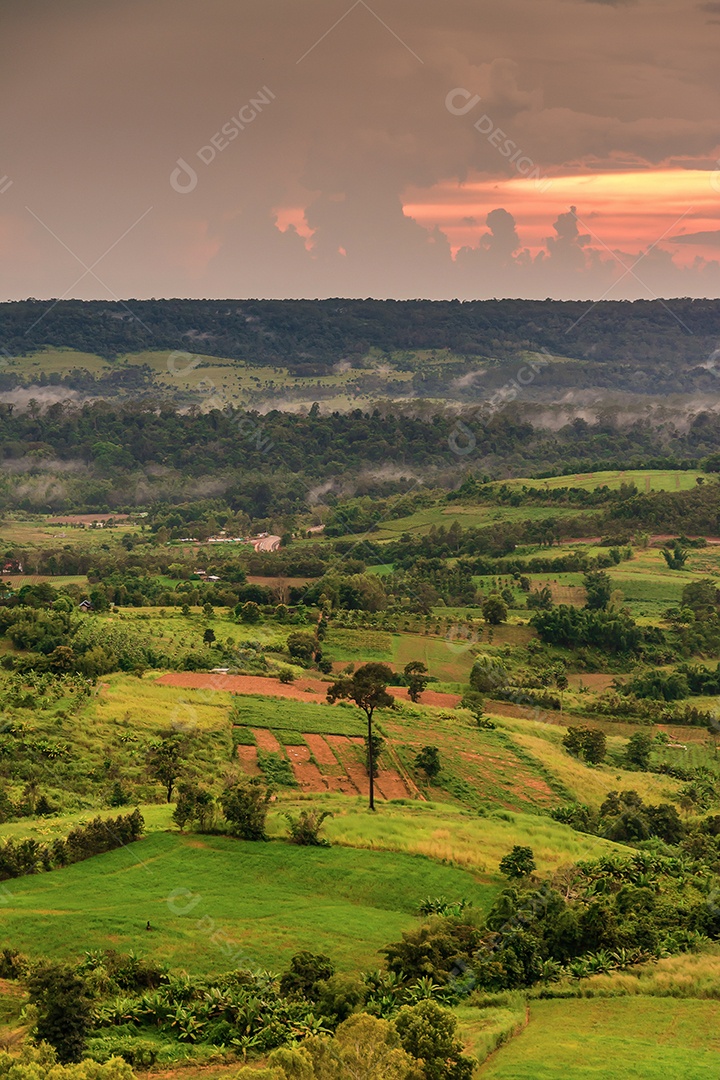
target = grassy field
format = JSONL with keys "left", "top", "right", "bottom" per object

{"left": 391, "top": 632, "right": 479, "bottom": 684}
{"left": 371, "top": 504, "right": 579, "bottom": 540}
{"left": 478, "top": 997, "right": 720, "bottom": 1078}
{"left": 230, "top": 694, "right": 364, "bottom": 736}
{"left": 496, "top": 720, "right": 683, "bottom": 808}
{"left": 0, "top": 830, "right": 497, "bottom": 973}
{"left": 276, "top": 794, "right": 627, "bottom": 874}
{"left": 497, "top": 469, "right": 706, "bottom": 493}
{"left": 3, "top": 346, "right": 472, "bottom": 413}
{"left": 0, "top": 803, "right": 173, "bottom": 842}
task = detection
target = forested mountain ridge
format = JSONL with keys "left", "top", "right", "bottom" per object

{"left": 2, "top": 298, "right": 720, "bottom": 391}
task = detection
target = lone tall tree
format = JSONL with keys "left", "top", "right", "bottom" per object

{"left": 327, "top": 662, "right": 394, "bottom": 810}
{"left": 147, "top": 734, "right": 185, "bottom": 802}
{"left": 404, "top": 660, "right": 429, "bottom": 703}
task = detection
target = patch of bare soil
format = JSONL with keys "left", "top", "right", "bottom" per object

{"left": 251, "top": 728, "right": 283, "bottom": 753}
{"left": 235, "top": 745, "right": 260, "bottom": 774}
{"left": 303, "top": 732, "right": 341, "bottom": 765}
{"left": 156, "top": 672, "right": 328, "bottom": 702}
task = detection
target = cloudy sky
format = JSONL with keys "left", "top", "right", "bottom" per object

{"left": 2, "top": 0, "right": 720, "bottom": 301}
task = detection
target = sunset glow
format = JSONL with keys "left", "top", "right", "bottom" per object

{"left": 403, "top": 169, "right": 720, "bottom": 264}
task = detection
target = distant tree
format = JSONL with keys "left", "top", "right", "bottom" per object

{"left": 365, "top": 731, "right": 386, "bottom": 779}
{"left": 583, "top": 571, "right": 612, "bottom": 611}
{"left": 499, "top": 845, "right": 536, "bottom": 879}
{"left": 287, "top": 630, "right": 316, "bottom": 665}
{"left": 280, "top": 951, "right": 335, "bottom": 999}
{"left": 172, "top": 781, "right": 215, "bottom": 832}
{"left": 527, "top": 586, "right": 553, "bottom": 610}
{"left": 404, "top": 660, "right": 429, "bottom": 702}
{"left": 108, "top": 781, "right": 129, "bottom": 808}
{"left": 395, "top": 1000, "right": 476, "bottom": 1080}
{"left": 89, "top": 588, "right": 110, "bottom": 612}
{"left": 482, "top": 594, "right": 507, "bottom": 625}
{"left": 646, "top": 803, "right": 684, "bottom": 844}
{"left": 555, "top": 671, "right": 569, "bottom": 718}
{"left": 469, "top": 655, "right": 507, "bottom": 693}
{"left": 239, "top": 601, "right": 261, "bottom": 624}
{"left": 562, "top": 725, "right": 606, "bottom": 764}
{"left": 682, "top": 578, "right": 719, "bottom": 617}
{"left": 220, "top": 777, "right": 270, "bottom": 840}
{"left": 625, "top": 731, "right": 654, "bottom": 770}
{"left": 415, "top": 745, "right": 441, "bottom": 779}
{"left": 48, "top": 645, "right": 78, "bottom": 673}
{"left": 203, "top": 627, "right": 216, "bottom": 645}
{"left": 327, "top": 662, "right": 394, "bottom": 810}
{"left": 26, "top": 962, "right": 92, "bottom": 1063}
{"left": 663, "top": 540, "right": 689, "bottom": 570}
{"left": 147, "top": 734, "right": 185, "bottom": 802}
{"left": 202, "top": 602, "right": 214, "bottom": 618}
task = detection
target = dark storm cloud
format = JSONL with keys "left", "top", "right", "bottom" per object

{"left": 0, "top": 0, "right": 718, "bottom": 301}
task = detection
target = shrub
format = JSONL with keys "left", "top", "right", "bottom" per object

{"left": 285, "top": 809, "right": 333, "bottom": 847}
{"left": 305, "top": 1014, "right": 415, "bottom": 1079}
{"left": 562, "top": 726, "right": 607, "bottom": 764}
{"left": 625, "top": 731, "right": 654, "bottom": 770}
{"left": 26, "top": 961, "right": 93, "bottom": 1063}
{"left": 499, "top": 846, "right": 536, "bottom": 879}
{"left": 550, "top": 804, "right": 597, "bottom": 833}
{"left": 86, "top": 1036, "right": 159, "bottom": 1067}
{"left": 279, "top": 951, "right": 335, "bottom": 1000}
{"left": 414, "top": 745, "right": 441, "bottom": 779}
{"left": 316, "top": 973, "right": 366, "bottom": 1024}
{"left": 0, "top": 1046, "right": 135, "bottom": 1080}
{"left": 257, "top": 751, "right": 297, "bottom": 787}
{"left": 383, "top": 917, "right": 482, "bottom": 986}
{"left": 220, "top": 777, "right": 271, "bottom": 840}
{"left": 172, "top": 782, "right": 215, "bottom": 831}
{"left": 0, "top": 946, "right": 27, "bottom": 978}
{"left": 394, "top": 999, "right": 476, "bottom": 1080}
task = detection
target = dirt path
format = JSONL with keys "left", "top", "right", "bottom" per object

{"left": 251, "top": 534, "right": 281, "bottom": 552}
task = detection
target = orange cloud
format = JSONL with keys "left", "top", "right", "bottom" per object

{"left": 403, "top": 168, "right": 720, "bottom": 263}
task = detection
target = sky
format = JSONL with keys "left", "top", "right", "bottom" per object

{"left": 2, "top": 0, "right": 720, "bottom": 302}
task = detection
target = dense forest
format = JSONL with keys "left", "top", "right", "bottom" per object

{"left": 2, "top": 297, "right": 720, "bottom": 389}
{"left": 0, "top": 400, "right": 717, "bottom": 514}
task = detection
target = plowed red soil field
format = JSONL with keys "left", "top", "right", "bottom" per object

{"left": 237, "top": 729, "right": 415, "bottom": 800}
{"left": 156, "top": 672, "right": 328, "bottom": 701}
{"left": 157, "top": 672, "right": 461, "bottom": 708}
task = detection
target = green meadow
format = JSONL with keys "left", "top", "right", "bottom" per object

{"left": 478, "top": 998, "right": 720, "bottom": 1079}
{"left": 0, "top": 830, "right": 496, "bottom": 973}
